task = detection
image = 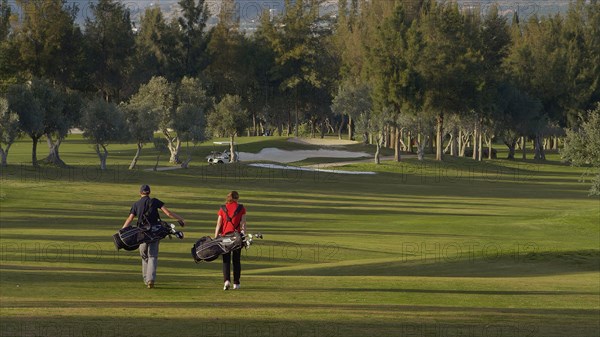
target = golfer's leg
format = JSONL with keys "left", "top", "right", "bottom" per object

{"left": 147, "top": 241, "right": 159, "bottom": 283}
{"left": 222, "top": 252, "right": 231, "bottom": 282}
{"left": 140, "top": 243, "right": 148, "bottom": 284}
{"left": 233, "top": 248, "right": 241, "bottom": 284}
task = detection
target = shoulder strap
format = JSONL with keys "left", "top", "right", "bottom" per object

{"left": 143, "top": 198, "right": 153, "bottom": 217}
{"left": 139, "top": 197, "right": 159, "bottom": 227}
{"left": 221, "top": 204, "right": 244, "bottom": 230}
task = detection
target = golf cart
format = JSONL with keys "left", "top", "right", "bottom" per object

{"left": 207, "top": 141, "right": 239, "bottom": 164}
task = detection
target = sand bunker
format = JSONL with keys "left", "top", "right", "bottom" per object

{"left": 287, "top": 137, "right": 359, "bottom": 146}
{"left": 239, "top": 148, "right": 370, "bottom": 163}
{"left": 248, "top": 163, "right": 376, "bottom": 175}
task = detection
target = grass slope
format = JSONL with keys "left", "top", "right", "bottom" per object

{"left": 0, "top": 136, "right": 598, "bottom": 337}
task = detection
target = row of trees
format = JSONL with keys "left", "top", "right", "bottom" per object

{"left": 1, "top": 0, "right": 599, "bottom": 169}
{"left": 0, "top": 0, "right": 250, "bottom": 168}
{"left": 1, "top": 76, "right": 248, "bottom": 169}
{"left": 332, "top": 0, "right": 599, "bottom": 163}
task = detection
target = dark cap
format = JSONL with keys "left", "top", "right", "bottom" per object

{"left": 140, "top": 184, "right": 151, "bottom": 194}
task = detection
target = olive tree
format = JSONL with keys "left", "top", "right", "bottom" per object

{"left": 208, "top": 95, "right": 249, "bottom": 163}
{"left": 80, "top": 98, "right": 128, "bottom": 170}
{"left": 562, "top": 104, "right": 600, "bottom": 196}
{"left": 0, "top": 97, "right": 20, "bottom": 166}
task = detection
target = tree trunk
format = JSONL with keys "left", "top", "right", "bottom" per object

{"left": 252, "top": 113, "right": 257, "bottom": 136}
{"left": 472, "top": 122, "right": 478, "bottom": 160}
{"left": 534, "top": 134, "right": 546, "bottom": 160}
{"left": 95, "top": 144, "right": 108, "bottom": 170}
{"left": 458, "top": 130, "right": 469, "bottom": 157}
{"left": 44, "top": 135, "right": 67, "bottom": 167}
{"left": 348, "top": 116, "right": 353, "bottom": 140}
{"left": 458, "top": 130, "right": 463, "bottom": 156}
{"left": 451, "top": 130, "right": 458, "bottom": 156}
{"left": 399, "top": 129, "right": 406, "bottom": 152}
{"left": 325, "top": 118, "right": 334, "bottom": 134}
{"left": 181, "top": 141, "right": 193, "bottom": 168}
{"left": 478, "top": 129, "right": 483, "bottom": 161}
{"left": 407, "top": 131, "right": 412, "bottom": 153}
{"left": 338, "top": 115, "right": 345, "bottom": 140}
{"left": 294, "top": 92, "right": 299, "bottom": 137}
{"left": 416, "top": 135, "right": 427, "bottom": 161}
{"left": 487, "top": 134, "right": 493, "bottom": 160}
{"left": 129, "top": 142, "right": 143, "bottom": 170}
{"left": 429, "top": 132, "right": 434, "bottom": 154}
{"left": 0, "top": 144, "right": 10, "bottom": 167}
{"left": 168, "top": 139, "right": 181, "bottom": 164}
{"left": 230, "top": 134, "right": 237, "bottom": 162}
{"left": 503, "top": 137, "right": 515, "bottom": 160}
{"left": 163, "top": 130, "right": 182, "bottom": 164}
{"left": 153, "top": 152, "right": 161, "bottom": 171}
{"left": 169, "top": 144, "right": 180, "bottom": 163}
{"left": 287, "top": 111, "right": 292, "bottom": 136}
{"left": 399, "top": 129, "right": 405, "bottom": 151}
{"left": 393, "top": 126, "right": 401, "bottom": 162}
{"left": 319, "top": 121, "right": 326, "bottom": 139}
{"left": 435, "top": 113, "right": 443, "bottom": 160}
{"left": 374, "top": 134, "right": 382, "bottom": 165}
{"left": 443, "top": 133, "right": 452, "bottom": 154}
{"left": 521, "top": 136, "right": 527, "bottom": 160}
{"left": 31, "top": 136, "right": 40, "bottom": 167}
{"left": 383, "top": 125, "right": 389, "bottom": 148}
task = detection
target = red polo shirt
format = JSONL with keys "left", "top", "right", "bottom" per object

{"left": 218, "top": 202, "right": 246, "bottom": 235}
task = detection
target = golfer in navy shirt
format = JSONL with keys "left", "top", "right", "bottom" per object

{"left": 122, "top": 185, "right": 186, "bottom": 288}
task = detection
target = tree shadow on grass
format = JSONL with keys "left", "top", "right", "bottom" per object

{"left": 254, "top": 250, "right": 600, "bottom": 278}
{"left": 0, "top": 313, "right": 597, "bottom": 337}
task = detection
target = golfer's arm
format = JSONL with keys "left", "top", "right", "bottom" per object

{"left": 240, "top": 215, "right": 247, "bottom": 233}
{"left": 122, "top": 214, "right": 135, "bottom": 229}
{"left": 215, "top": 216, "right": 223, "bottom": 238}
{"left": 161, "top": 206, "right": 184, "bottom": 224}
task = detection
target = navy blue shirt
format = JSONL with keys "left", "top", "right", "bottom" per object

{"left": 130, "top": 196, "right": 164, "bottom": 227}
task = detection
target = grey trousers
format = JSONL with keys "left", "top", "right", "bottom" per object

{"left": 140, "top": 240, "right": 159, "bottom": 284}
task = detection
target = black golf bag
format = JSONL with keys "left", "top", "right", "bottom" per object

{"left": 191, "top": 232, "right": 263, "bottom": 263}
{"left": 113, "top": 222, "right": 183, "bottom": 251}
{"left": 191, "top": 232, "right": 244, "bottom": 262}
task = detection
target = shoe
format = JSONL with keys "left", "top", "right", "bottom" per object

{"left": 233, "top": 284, "right": 240, "bottom": 290}
{"left": 223, "top": 280, "right": 231, "bottom": 290}
{"left": 147, "top": 281, "right": 154, "bottom": 289}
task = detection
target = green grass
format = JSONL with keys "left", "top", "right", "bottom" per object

{"left": 1, "top": 135, "right": 599, "bottom": 336}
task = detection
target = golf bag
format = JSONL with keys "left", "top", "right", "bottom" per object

{"left": 191, "top": 232, "right": 243, "bottom": 262}
{"left": 113, "top": 222, "right": 184, "bottom": 251}
{"left": 191, "top": 232, "right": 263, "bottom": 263}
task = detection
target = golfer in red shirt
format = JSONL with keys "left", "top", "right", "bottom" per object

{"left": 214, "top": 191, "right": 247, "bottom": 290}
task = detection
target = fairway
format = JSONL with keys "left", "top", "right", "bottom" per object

{"left": 0, "top": 136, "right": 598, "bottom": 337}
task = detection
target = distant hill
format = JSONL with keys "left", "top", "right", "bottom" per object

{"left": 66, "top": 0, "right": 571, "bottom": 29}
